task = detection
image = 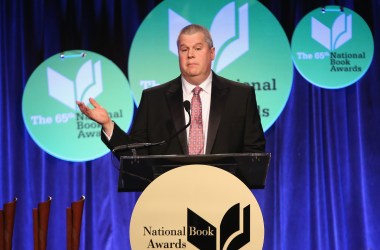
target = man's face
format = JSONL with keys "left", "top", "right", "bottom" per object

{"left": 178, "top": 32, "right": 215, "bottom": 85}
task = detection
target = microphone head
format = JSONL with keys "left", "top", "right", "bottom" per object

{"left": 183, "top": 100, "right": 191, "bottom": 113}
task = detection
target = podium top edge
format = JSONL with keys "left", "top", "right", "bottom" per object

{"left": 120, "top": 152, "right": 271, "bottom": 160}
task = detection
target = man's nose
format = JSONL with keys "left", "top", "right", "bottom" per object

{"left": 188, "top": 49, "right": 195, "bottom": 58}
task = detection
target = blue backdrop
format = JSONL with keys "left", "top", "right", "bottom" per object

{"left": 1, "top": 0, "right": 379, "bottom": 249}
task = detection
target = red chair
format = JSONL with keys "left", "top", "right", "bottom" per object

{"left": 0, "top": 197, "right": 17, "bottom": 250}
{"left": 33, "top": 196, "right": 52, "bottom": 250}
{"left": 66, "top": 195, "right": 85, "bottom": 250}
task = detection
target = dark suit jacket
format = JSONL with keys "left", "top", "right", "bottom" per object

{"left": 101, "top": 72, "right": 265, "bottom": 156}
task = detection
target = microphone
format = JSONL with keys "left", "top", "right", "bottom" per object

{"left": 112, "top": 100, "right": 191, "bottom": 153}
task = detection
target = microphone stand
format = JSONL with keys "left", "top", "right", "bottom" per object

{"left": 112, "top": 101, "right": 192, "bottom": 158}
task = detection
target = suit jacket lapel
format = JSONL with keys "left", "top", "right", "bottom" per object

{"left": 165, "top": 77, "right": 188, "bottom": 154}
{"left": 206, "top": 74, "right": 228, "bottom": 154}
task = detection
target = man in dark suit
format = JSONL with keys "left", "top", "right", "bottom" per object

{"left": 77, "top": 24, "right": 265, "bottom": 156}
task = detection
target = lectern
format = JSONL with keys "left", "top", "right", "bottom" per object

{"left": 117, "top": 153, "right": 271, "bottom": 192}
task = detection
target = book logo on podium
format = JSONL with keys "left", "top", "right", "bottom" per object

{"left": 130, "top": 165, "right": 265, "bottom": 249}
{"left": 188, "top": 203, "right": 251, "bottom": 249}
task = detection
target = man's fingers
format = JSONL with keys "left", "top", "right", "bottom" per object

{"left": 76, "top": 101, "right": 86, "bottom": 111}
{"left": 89, "top": 97, "right": 101, "bottom": 108}
{"left": 76, "top": 101, "right": 92, "bottom": 117}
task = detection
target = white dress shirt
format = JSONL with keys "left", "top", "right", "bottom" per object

{"left": 182, "top": 73, "right": 212, "bottom": 154}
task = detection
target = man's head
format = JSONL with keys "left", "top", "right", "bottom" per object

{"left": 177, "top": 24, "right": 215, "bottom": 85}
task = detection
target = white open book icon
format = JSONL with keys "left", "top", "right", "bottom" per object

{"left": 47, "top": 60, "right": 103, "bottom": 110}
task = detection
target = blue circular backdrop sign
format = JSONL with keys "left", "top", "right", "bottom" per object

{"left": 291, "top": 6, "right": 374, "bottom": 89}
{"left": 128, "top": 0, "right": 293, "bottom": 132}
{"left": 22, "top": 50, "right": 134, "bottom": 162}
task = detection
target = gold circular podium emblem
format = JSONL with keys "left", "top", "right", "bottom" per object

{"left": 130, "top": 164, "right": 264, "bottom": 249}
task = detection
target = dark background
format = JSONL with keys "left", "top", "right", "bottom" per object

{"left": 1, "top": 0, "right": 379, "bottom": 249}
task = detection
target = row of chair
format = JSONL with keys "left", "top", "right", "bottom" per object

{"left": 0, "top": 196, "right": 85, "bottom": 250}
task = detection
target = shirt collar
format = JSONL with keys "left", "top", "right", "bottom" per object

{"left": 182, "top": 72, "right": 212, "bottom": 95}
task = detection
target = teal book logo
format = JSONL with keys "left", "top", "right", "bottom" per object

{"left": 292, "top": 6, "right": 374, "bottom": 89}
{"left": 22, "top": 51, "right": 134, "bottom": 162}
{"left": 129, "top": 0, "right": 293, "bottom": 132}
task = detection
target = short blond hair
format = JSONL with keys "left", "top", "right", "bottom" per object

{"left": 177, "top": 24, "right": 214, "bottom": 48}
